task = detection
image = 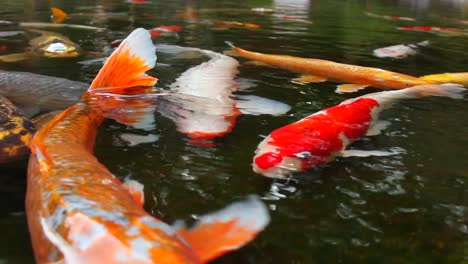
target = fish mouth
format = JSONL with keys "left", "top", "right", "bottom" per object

{"left": 253, "top": 156, "right": 303, "bottom": 179}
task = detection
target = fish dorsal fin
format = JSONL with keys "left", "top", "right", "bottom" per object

{"left": 336, "top": 84, "right": 369, "bottom": 93}
{"left": 51, "top": 7, "right": 68, "bottom": 24}
{"left": 175, "top": 195, "right": 270, "bottom": 262}
{"left": 88, "top": 28, "right": 157, "bottom": 92}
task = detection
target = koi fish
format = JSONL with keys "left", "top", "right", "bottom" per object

{"left": 365, "top": 11, "right": 416, "bottom": 21}
{"left": 214, "top": 21, "right": 261, "bottom": 29}
{"left": 252, "top": 84, "right": 465, "bottom": 178}
{"left": 373, "top": 40, "right": 429, "bottom": 59}
{"left": 441, "top": 16, "right": 468, "bottom": 25}
{"left": 0, "top": 95, "right": 35, "bottom": 164}
{"left": 419, "top": 72, "right": 468, "bottom": 87}
{"left": 0, "top": 70, "right": 88, "bottom": 116}
{"left": 155, "top": 44, "right": 290, "bottom": 142}
{"left": 51, "top": 7, "right": 129, "bottom": 24}
{"left": 0, "top": 19, "right": 105, "bottom": 31}
{"left": 397, "top": 26, "right": 468, "bottom": 36}
{"left": 0, "top": 29, "right": 82, "bottom": 62}
{"left": 26, "top": 28, "right": 270, "bottom": 263}
{"left": 225, "top": 43, "right": 432, "bottom": 93}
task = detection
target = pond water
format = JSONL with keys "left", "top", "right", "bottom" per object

{"left": 1, "top": 0, "right": 467, "bottom": 263}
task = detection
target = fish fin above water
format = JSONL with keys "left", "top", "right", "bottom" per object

{"left": 235, "top": 95, "right": 291, "bottom": 115}
{"left": 122, "top": 179, "right": 145, "bottom": 206}
{"left": 292, "top": 74, "right": 327, "bottom": 84}
{"left": 51, "top": 7, "right": 68, "bottom": 24}
{"left": 0, "top": 52, "right": 34, "bottom": 62}
{"left": 175, "top": 195, "right": 270, "bottom": 263}
{"left": 88, "top": 28, "right": 157, "bottom": 92}
{"left": 336, "top": 84, "right": 369, "bottom": 93}
{"left": 338, "top": 148, "right": 405, "bottom": 158}
{"left": 365, "top": 120, "right": 391, "bottom": 136}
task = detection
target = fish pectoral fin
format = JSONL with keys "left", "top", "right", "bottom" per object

{"left": 235, "top": 95, "right": 291, "bottom": 116}
{"left": 335, "top": 84, "right": 369, "bottom": 93}
{"left": 122, "top": 179, "right": 145, "bottom": 206}
{"left": 175, "top": 195, "right": 270, "bottom": 263}
{"left": 365, "top": 120, "right": 391, "bottom": 136}
{"left": 243, "top": 60, "right": 275, "bottom": 67}
{"left": 0, "top": 52, "right": 35, "bottom": 62}
{"left": 292, "top": 74, "right": 328, "bottom": 84}
{"left": 338, "top": 148, "right": 405, "bottom": 158}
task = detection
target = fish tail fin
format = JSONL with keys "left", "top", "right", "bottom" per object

{"left": 406, "top": 83, "right": 465, "bottom": 99}
{"left": 417, "top": 40, "right": 430, "bottom": 47}
{"left": 51, "top": 7, "right": 68, "bottom": 24}
{"left": 175, "top": 195, "right": 270, "bottom": 262}
{"left": 224, "top": 41, "right": 241, "bottom": 57}
{"left": 88, "top": 28, "right": 157, "bottom": 93}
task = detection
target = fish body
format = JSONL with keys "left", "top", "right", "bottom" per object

{"left": 226, "top": 44, "right": 432, "bottom": 92}
{"left": 0, "top": 29, "right": 83, "bottom": 62}
{"left": 214, "top": 21, "right": 261, "bottom": 29}
{"left": 365, "top": 12, "right": 416, "bottom": 21}
{"left": 419, "top": 72, "right": 468, "bottom": 87}
{"left": 398, "top": 26, "right": 468, "bottom": 36}
{"left": 27, "top": 28, "right": 269, "bottom": 263}
{"left": 252, "top": 84, "right": 465, "bottom": 178}
{"left": 373, "top": 40, "right": 429, "bottom": 59}
{"left": 0, "top": 95, "right": 35, "bottom": 163}
{"left": 51, "top": 7, "right": 129, "bottom": 24}
{"left": 0, "top": 70, "right": 87, "bottom": 116}
{"left": 156, "top": 45, "right": 290, "bottom": 141}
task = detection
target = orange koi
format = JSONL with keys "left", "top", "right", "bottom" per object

{"left": 225, "top": 43, "right": 432, "bottom": 93}
{"left": 214, "top": 21, "right": 261, "bottom": 29}
{"left": 253, "top": 84, "right": 465, "bottom": 178}
{"left": 26, "top": 28, "right": 269, "bottom": 263}
{"left": 419, "top": 72, "right": 468, "bottom": 87}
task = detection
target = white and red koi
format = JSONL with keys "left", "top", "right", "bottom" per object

{"left": 398, "top": 26, "right": 468, "bottom": 36}
{"left": 155, "top": 44, "right": 290, "bottom": 143}
{"left": 225, "top": 43, "right": 432, "bottom": 93}
{"left": 365, "top": 11, "right": 416, "bottom": 21}
{"left": 26, "top": 28, "right": 270, "bottom": 263}
{"left": 252, "top": 84, "right": 465, "bottom": 178}
{"left": 373, "top": 40, "right": 429, "bottom": 59}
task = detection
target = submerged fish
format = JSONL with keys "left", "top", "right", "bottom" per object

{"left": 225, "top": 43, "right": 432, "bottom": 93}
{"left": 27, "top": 28, "right": 269, "bottom": 263}
{"left": 419, "top": 72, "right": 468, "bottom": 87}
{"left": 373, "top": 40, "right": 429, "bottom": 59}
{"left": 0, "top": 29, "right": 82, "bottom": 62}
{"left": 252, "top": 84, "right": 465, "bottom": 178}
{"left": 156, "top": 44, "right": 290, "bottom": 142}
{"left": 213, "top": 21, "right": 261, "bottom": 29}
{"left": 0, "top": 70, "right": 87, "bottom": 116}
{"left": 0, "top": 95, "right": 35, "bottom": 164}
{"left": 365, "top": 11, "right": 416, "bottom": 21}
{"left": 397, "top": 26, "right": 468, "bottom": 36}
{"left": 51, "top": 7, "right": 129, "bottom": 24}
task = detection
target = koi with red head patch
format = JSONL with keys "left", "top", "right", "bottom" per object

{"left": 26, "top": 28, "right": 270, "bottom": 263}
{"left": 253, "top": 84, "right": 465, "bottom": 178}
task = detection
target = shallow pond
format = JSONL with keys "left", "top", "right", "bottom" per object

{"left": 0, "top": 0, "right": 467, "bottom": 263}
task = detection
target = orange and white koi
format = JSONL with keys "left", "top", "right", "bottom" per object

{"left": 419, "top": 72, "right": 468, "bottom": 87}
{"left": 365, "top": 11, "right": 416, "bottom": 21}
{"left": 26, "top": 28, "right": 270, "bottom": 263}
{"left": 373, "top": 40, "right": 429, "bottom": 59}
{"left": 156, "top": 44, "right": 290, "bottom": 143}
{"left": 253, "top": 84, "right": 465, "bottom": 178}
{"left": 225, "top": 43, "right": 432, "bottom": 93}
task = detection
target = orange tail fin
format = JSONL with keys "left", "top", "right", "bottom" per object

{"left": 88, "top": 28, "right": 158, "bottom": 93}
{"left": 51, "top": 7, "right": 68, "bottom": 24}
{"left": 176, "top": 195, "right": 270, "bottom": 262}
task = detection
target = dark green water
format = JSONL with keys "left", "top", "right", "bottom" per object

{"left": 1, "top": 0, "right": 467, "bottom": 263}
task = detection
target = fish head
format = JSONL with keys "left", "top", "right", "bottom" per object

{"left": 252, "top": 136, "right": 306, "bottom": 179}
{"left": 35, "top": 36, "right": 81, "bottom": 58}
